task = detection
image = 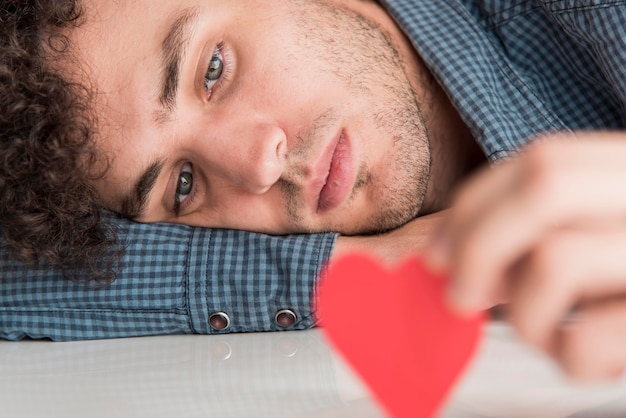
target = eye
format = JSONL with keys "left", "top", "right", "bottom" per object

{"left": 175, "top": 162, "right": 193, "bottom": 205}
{"left": 204, "top": 46, "right": 224, "bottom": 93}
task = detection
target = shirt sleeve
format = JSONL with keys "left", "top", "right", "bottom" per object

{"left": 538, "top": 0, "right": 626, "bottom": 115}
{"left": 0, "top": 216, "right": 337, "bottom": 341}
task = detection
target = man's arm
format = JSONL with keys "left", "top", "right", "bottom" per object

{"left": 333, "top": 211, "right": 447, "bottom": 267}
{"left": 0, "top": 218, "right": 335, "bottom": 341}
{"left": 1, "top": 211, "right": 445, "bottom": 341}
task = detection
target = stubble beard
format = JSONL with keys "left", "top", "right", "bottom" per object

{"left": 280, "top": 0, "right": 431, "bottom": 234}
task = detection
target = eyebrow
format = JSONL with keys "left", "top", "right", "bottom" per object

{"left": 118, "top": 8, "right": 200, "bottom": 218}
{"left": 157, "top": 7, "right": 200, "bottom": 119}
{"left": 119, "top": 160, "right": 164, "bottom": 219}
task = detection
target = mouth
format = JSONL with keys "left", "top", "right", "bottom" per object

{"left": 315, "top": 130, "right": 355, "bottom": 213}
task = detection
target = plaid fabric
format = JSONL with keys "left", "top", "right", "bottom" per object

{"left": 1, "top": 217, "right": 335, "bottom": 341}
{"left": 380, "top": 0, "right": 626, "bottom": 161}
{"left": 2, "top": 0, "right": 626, "bottom": 340}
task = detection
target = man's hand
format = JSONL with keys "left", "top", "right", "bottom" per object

{"left": 428, "top": 131, "right": 626, "bottom": 380}
{"left": 333, "top": 211, "right": 448, "bottom": 267}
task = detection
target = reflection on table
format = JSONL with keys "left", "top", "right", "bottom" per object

{"left": 3, "top": 323, "right": 626, "bottom": 417}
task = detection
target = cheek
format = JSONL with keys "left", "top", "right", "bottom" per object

{"left": 210, "top": 189, "right": 291, "bottom": 230}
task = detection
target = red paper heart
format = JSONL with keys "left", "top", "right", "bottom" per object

{"left": 316, "top": 254, "right": 484, "bottom": 418}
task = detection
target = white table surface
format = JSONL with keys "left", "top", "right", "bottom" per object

{"left": 2, "top": 322, "right": 626, "bottom": 417}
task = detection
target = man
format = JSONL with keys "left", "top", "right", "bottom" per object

{"left": 59, "top": 0, "right": 484, "bottom": 233}
{"left": 2, "top": 0, "right": 626, "bottom": 380}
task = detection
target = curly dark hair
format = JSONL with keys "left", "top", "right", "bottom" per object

{"left": 0, "top": 0, "right": 119, "bottom": 285}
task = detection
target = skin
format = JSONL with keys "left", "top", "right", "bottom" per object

{"left": 428, "top": 132, "right": 626, "bottom": 381}
{"left": 63, "top": 0, "right": 626, "bottom": 383}
{"left": 65, "top": 0, "right": 478, "bottom": 237}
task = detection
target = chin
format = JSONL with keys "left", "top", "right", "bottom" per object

{"left": 319, "top": 212, "right": 403, "bottom": 235}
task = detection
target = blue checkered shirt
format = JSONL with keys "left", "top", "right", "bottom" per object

{"left": 2, "top": 0, "right": 626, "bottom": 340}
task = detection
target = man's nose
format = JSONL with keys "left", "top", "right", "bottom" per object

{"left": 222, "top": 121, "right": 287, "bottom": 194}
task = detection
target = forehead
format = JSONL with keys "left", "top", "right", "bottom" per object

{"left": 68, "top": 0, "right": 272, "bottom": 103}
{"left": 63, "top": 0, "right": 207, "bottom": 193}
{"left": 72, "top": 0, "right": 197, "bottom": 76}
{"left": 65, "top": 0, "right": 304, "bottom": 199}
{"left": 68, "top": 0, "right": 207, "bottom": 138}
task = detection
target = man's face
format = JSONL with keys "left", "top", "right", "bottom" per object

{"left": 72, "top": 0, "right": 431, "bottom": 235}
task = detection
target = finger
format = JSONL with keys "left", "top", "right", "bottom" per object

{"left": 427, "top": 155, "right": 519, "bottom": 270}
{"left": 445, "top": 136, "right": 626, "bottom": 313}
{"left": 507, "top": 225, "right": 626, "bottom": 351}
{"left": 553, "top": 297, "right": 626, "bottom": 381}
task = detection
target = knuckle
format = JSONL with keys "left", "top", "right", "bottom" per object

{"left": 528, "top": 238, "right": 574, "bottom": 286}
{"left": 512, "top": 317, "right": 542, "bottom": 347}
{"left": 520, "top": 142, "right": 571, "bottom": 204}
{"left": 554, "top": 301, "right": 626, "bottom": 382}
{"left": 556, "top": 323, "right": 606, "bottom": 381}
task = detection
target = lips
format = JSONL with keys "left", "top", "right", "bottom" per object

{"left": 316, "top": 131, "right": 354, "bottom": 213}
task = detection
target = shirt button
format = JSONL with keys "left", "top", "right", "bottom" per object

{"left": 209, "top": 312, "right": 231, "bottom": 331}
{"left": 274, "top": 309, "right": 297, "bottom": 328}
